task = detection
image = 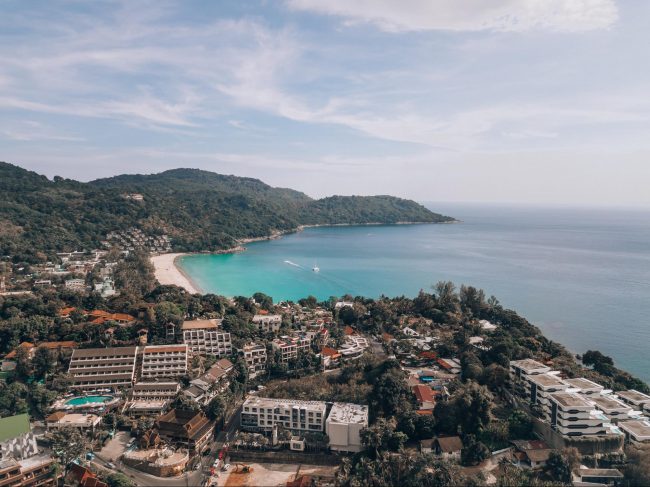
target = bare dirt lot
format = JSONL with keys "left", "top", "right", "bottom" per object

{"left": 217, "top": 462, "right": 337, "bottom": 487}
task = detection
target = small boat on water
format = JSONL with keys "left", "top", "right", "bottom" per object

{"left": 312, "top": 262, "right": 320, "bottom": 272}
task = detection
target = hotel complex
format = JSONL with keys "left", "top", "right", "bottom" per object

{"left": 68, "top": 346, "right": 138, "bottom": 390}
{"left": 181, "top": 319, "right": 232, "bottom": 357}
{"left": 141, "top": 344, "right": 189, "bottom": 379}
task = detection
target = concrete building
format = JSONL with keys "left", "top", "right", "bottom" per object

{"left": 618, "top": 420, "right": 650, "bottom": 446}
{"left": 271, "top": 335, "right": 310, "bottom": 363}
{"left": 549, "top": 392, "right": 613, "bottom": 437}
{"left": 525, "top": 373, "right": 570, "bottom": 419}
{"left": 241, "top": 342, "right": 267, "bottom": 377}
{"left": 509, "top": 359, "right": 552, "bottom": 397}
{"left": 338, "top": 334, "right": 368, "bottom": 361}
{"left": 252, "top": 314, "right": 282, "bottom": 332}
{"left": 564, "top": 377, "right": 604, "bottom": 396}
{"left": 183, "top": 359, "right": 234, "bottom": 405}
{"left": 141, "top": 344, "right": 188, "bottom": 379}
{"left": 615, "top": 390, "right": 650, "bottom": 412}
{"left": 45, "top": 412, "right": 101, "bottom": 433}
{"left": 325, "top": 403, "right": 368, "bottom": 453}
{"left": 181, "top": 319, "right": 232, "bottom": 358}
{"left": 132, "top": 381, "right": 180, "bottom": 402}
{"left": 156, "top": 409, "right": 215, "bottom": 454}
{"left": 241, "top": 397, "right": 327, "bottom": 433}
{"left": 588, "top": 394, "right": 636, "bottom": 423}
{"left": 68, "top": 346, "right": 138, "bottom": 390}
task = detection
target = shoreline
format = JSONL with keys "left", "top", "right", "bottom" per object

{"left": 150, "top": 253, "right": 203, "bottom": 294}
{"left": 150, "top": 220, "right": 458, "bottom": 294}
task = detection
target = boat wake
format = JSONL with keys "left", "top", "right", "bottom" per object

{"left": 283, "top": 260, "right": 302, "bottom": 268}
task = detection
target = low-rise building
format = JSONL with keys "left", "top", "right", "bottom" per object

{"left": 156, "top": 409, "right": 215, "bottom": 453}
{"left": 412, "top": 384, "right": 436, "bottom": 411}
{"left": 510, "top": 440, "right": 552, "bottom": 469}
{"left": 271, "top": 335, "right": 310, "bottom": 363}
{"left": 68, "top": 346, "right": 138, "bottom": 390}
{"left": 241, "top": 343, "right": 267, "bottom": 377}
{"left": 46, "top": 412, "right": 101, "bottom": 433}
{"left": 338, "top": 334, "right": 368, "bottom": 361}
{"left": 252, "top": 314, "right": 282, "bottom": 332}
{"left": 183, "top": 359, "right": 234, "bottom": 405}
{"left": 434, "top": 436, "right": 463, "bottom": 463}
{"left": 325, "top": 403, "right": 368, "bottom": 453}
{"left": 141, "top": 344, "right": 188, "bottom": 379}
{"left": 241, "top": 397, "right": 327, "bottom": 433}
{"left": 182, "top": 319, "right": 232, "bottom": 358}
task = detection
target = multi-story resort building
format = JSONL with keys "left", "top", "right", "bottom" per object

{"left": 132, "top": 381, "right": 180, "bottom": 402}
{"left": 618, "top": 420, "right": 650, "bottom": 446}
{"left": 509, "top": 359, "right": 552, "bottom": 396}
{"left": 156, "top": 409, "right": 215, "bottom": 454}
{"left": 325, "top": 403, "right": 369, "bottom": 453}
{"left": 615, "top": 390, "right": 650, "bottom": 413}
{"left": 241, "top": 342, "right": 267, "bottom": 377}
{"left": 588, "top": 394, "right": 637, "bottom": 423}
{"left": 549, "top": 392, "right": 613, "bottom": 437}
{"left": 182, "top": 319, "right": 232, "bottom": 358}
{"left": 525, "top": 373, "right": 571, "bottom": 419}
{"left": 140, "top": 344, "right": 189, "bottom": 379}
{"left": 241, "top": 397, "right": 327, "bottom": 433}
{"left": 252, "top": 314, "right": 282, "bottom": 332}
{"left": 271, "top": 335, "right": 311, "bottom": 363}
{"left": 68, "top": 346, "right": 138, "bottom": 390}
{"left": 563, "top": 377, "right": 605, "bottom": 396}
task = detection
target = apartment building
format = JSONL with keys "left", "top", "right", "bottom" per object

{"left": 509, "top": 359, "right": 552, "bottom": 396}
{"left": 615, "top": 390, "right": 650, "bottom": 413}
{"left": 589, "top": 394, "right": 637, "bottom": 423}
{"left": 182, "top": 319, "right": 232, "bottom": 357}
{"left": 252, "top": 314, "right": 282, "bottom": 332}
{"left": 68, "top": 346, "right": 138, "bottom": 390}
{"left": 525, "top": 373, "right": 570, "bottom": 419}
{"left": 549, "top": 392, "right": 612, "bottom": 437}
{"left": 241, "top": 397, "right": 327, "bottom": 433}
{"left": 141, "top": 344, "right": 188, "bottom": 379}
{"left": 618, "top": 420, "right": 650, "bottom": 446}
{"left": 271, "top": 335, "right": 310, "bottom": 363}
{"left": 241, "top": 342, "right": 267, "bottom": 377}
{"left": 326, "top": 403, "right": 369, "bottom": 453}
{"left": 131, "top": 381, "right": 180, "bottom": 402}
{"left": 564, "top": 377, "right": 605, "bottom": 396}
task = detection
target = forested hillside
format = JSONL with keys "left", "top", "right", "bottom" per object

{"left": 0, "top": 162, "right": 454, "bottom": 259}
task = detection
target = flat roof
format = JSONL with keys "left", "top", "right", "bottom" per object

{"left": 143, "top": 345, "right": 187, "bottom": 354}
{"left": 618, "top": 420, "right": 650, "bottom": 438}
{"left": 0, "top": 414, "right": 30, "bottom": 443}
{"left": 71, "top": 346, "right": 137, "bottom": 358}
{"left": 243, "top": 396, "right": 326, "bottom": 410}
{"left": 510, "top": 359, "right": 549, "bottom": 373}
{"left": 48, "top": 413, "right": 100, "bottom": 425}
{"left": 550, "top": 392, "right": 592, "bottom": 409}
{"left": 589, "top": 395, "right": 630, "bottom": 411}
{"left": 528, "top": 373, "right": 567, "bottom": 388}
{"left": 564, "top": 378, "right": 604, "bottom": 391}
{"left": 181, "top": 318, "right": 222, "bottom": 330}
{"left": 578, "top": 468, "right": 623, "bottom": 478}
{"left": 616, "top": 390, "right": 650, "bottom": 404}
{"left": 327, "top": 402, "right": 369, "bottom": 425}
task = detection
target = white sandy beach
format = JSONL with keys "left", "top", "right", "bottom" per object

{"left": 150, "top": 253, "right": 201, "bottom": 294}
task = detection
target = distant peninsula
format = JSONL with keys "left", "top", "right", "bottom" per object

{"left": 0, "top": 162, "right": 455, "bottom": 259}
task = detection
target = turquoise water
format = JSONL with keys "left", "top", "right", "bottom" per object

{"left": 179, "top": 204, "right": 650, "bottom": 381}
{"left": 65, "top": 395, "right": 113, "bottom": 406}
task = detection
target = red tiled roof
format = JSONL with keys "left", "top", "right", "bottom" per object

{"left": 38, "top": 341, "right": 77, "bottom": 350}
{"left": 344, "top": 326, "right": 355, "bottom": 336}
{"left": 58, "top": 307, "right": 76, "bottom": 317}
{"left": 321, "top": 346, "right": 341, "bottom": 358}
{"left": 412, "top": 384, "right": 435, "bottom": 404}
{"left": 419, "top": 351, "right": 438, "bottom": 360}
{"left": 415, "top": 409, "right": 433, "bottom": 416}
{"left": 5, "top": 342, "right": 35, "bottom": 359}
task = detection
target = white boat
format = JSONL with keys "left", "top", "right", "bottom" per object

{"left": 312, "top": 262, "right": 320, "bottom": 272}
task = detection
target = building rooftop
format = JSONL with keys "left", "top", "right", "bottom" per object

{"left": 47, "top": 413, "right": 100, "bottom": 425}
{"left": 510, "top": 359, "right": 550, "bottom": 374}
{"left": 71, "top": 346, "right": 137, "bottom": 358}
{"left": 589, "top": 394, "right": 631, "bottom": 411}
{"left": 550, "top": 392, "right": 592, "bottom": 409}
{"left": 618, "top": 420, "right": 650, "bottom": 438}
{"left": 327, "top": 402, "right": 368, "bottom": 425}
{"left": 133, "top": 381, "right": 180, "bottom": 391}
{"left": 181, "top": 318, "right": 222, "bottom": 330}
{"left": 528, "top": 373, "right": 567, "bottom": 388}
{"left": 143, "top": 345, "right": 188, "bottom": 354}
{"left": 0, "top": 413, "right": 30, "bottom": 443}
{"left": 616, "top": 390, "right": 650, "bottom": 404}
{"left": 564, "top": 377, "right": 604, "bottom": 391}
{"left": 243, "top": 396, "right": 326, "bottom": 410}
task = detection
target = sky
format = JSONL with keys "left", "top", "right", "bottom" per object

{"left": 1, "top": 0, "right": 650, "bottom": 206}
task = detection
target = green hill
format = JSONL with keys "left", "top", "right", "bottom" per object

{"left": 0, "top": 162, "right": 454, "bottom": 259}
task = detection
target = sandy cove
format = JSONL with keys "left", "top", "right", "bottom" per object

{"left": 150, "top": 253, "right": 201, "bottom": 294}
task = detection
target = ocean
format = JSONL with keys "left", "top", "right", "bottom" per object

{"left": 178, "top": 204, "right": 650, "bottom": 381}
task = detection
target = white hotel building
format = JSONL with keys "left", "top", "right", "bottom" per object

{"left": 242, "top": 342, "right": 267, "bottom": 377}
{"left": 549, "top": 392, "right": 612, "bottom": 437}
{"left": 252, "top": 314, "right": 282, "bottom": 332}
{"left": 525, "top": 373, "right": 571, "bottom": 419}
{"left": 326, "top": 403, "right": 369, "bottom": 453}
{"left": 182, "top": 319, "right": 232, "bottom": 358}
{"left": 271, "top": 335, "right": 311, "bottom": 363}
{"left": 241, "top": 397, "right": 326, "bottom": 433}
{"left": 140, "top": 344, "right": 188, "bottom": 379}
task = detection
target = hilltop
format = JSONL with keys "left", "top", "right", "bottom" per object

{"left": 0, "top": 162, "right": 454, "bottom": 259}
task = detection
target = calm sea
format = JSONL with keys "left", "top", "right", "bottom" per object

{"left": 179, "top": 204, "right": 650, "bottom": 381}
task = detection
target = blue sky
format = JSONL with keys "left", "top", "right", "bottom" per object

{"left": 1, "top": 0, "right": 649, "bottom": 206}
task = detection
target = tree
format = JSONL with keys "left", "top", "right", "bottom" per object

{"left": 453, "top": 382, "right": 492, "bottom": 435}
{"left": 507, "top": 410, "right": 534, "bottom": 439}
{"left": 545, "top": 450, "right": 572, "bottom": 483}
{"left": 14, "top": 345, "right": 33, "bottom": 380}
{"left": 106, "top": 473, "right": 135, "bottom": 487}
{"left": 51, "top": 427, "right": 88, "bottom": 474}
{"left": 32, "top": 346, "right": 55, "bottom": 379}
{"left": 461, "top": 434, "right": 490, "bottom": 466}
{"left": 206, "top": 396, "right": 226, "bottom": 420}
{"left": 252, "top": 292, "right": 273, "bottom": 310}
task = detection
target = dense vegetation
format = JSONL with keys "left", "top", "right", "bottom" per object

{"left": 0, "top": 162, "right": 453, "bottom": 259}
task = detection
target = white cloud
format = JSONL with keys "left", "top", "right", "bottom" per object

{"left": 286, "top": 0, "right": 618, "bottom": 32}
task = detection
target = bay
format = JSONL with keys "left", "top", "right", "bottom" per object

{"left": 178, "top": 203, "right": 650, "bottom": 381}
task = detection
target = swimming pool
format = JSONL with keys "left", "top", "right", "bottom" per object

{"left": 65, "top": 395, "right": 113, "bottom": 406}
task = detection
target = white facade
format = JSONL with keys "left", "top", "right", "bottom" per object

{"left": 252, "top": 314, "right": 282, "bottom": 332}
{"left": 525, "top": 373, "right": 570, "bottom": 419}
{"left": 141, "top": 344, "right": 188, "bottom": 379}
{"left": 564, "top": 377, "right": 604, "bottom": 396}
{"left": 549, "top": 392, "right": 613, "bottom": 437}
{"left": 182, "top": 319, "right": 232, "bottom": 357}
{"left": 618, "top": 420, "right": 650, "bottom": 446}
{"left": 68, "top": 346, "right": 138, "bottom": 390}
{"left": 242, "top": 343, "right": 267, "bottom": 376}
{"left": 131, "top": 381, "right": 180, "bottom": 401}
{"left": 271, "top": 335, "right": 311, "bottom": 363}
{"left": 325, "top": 403, "right": 369, "bottom": 453}
{"left": 241, "top": 397, "right": 326, "bottom": 433}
